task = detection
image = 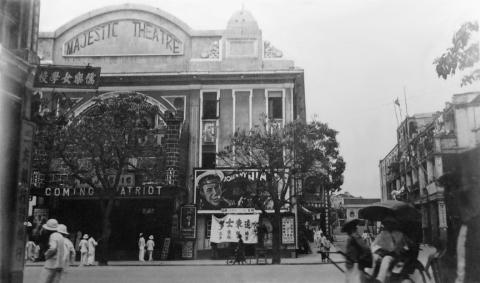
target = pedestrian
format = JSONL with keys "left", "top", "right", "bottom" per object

{"left": 234, "top": 233, "right": 246, "bottom": 264}
{"left": 321, "top": 234, "right": 332, "bottom": 263}
{"left": 57, "top": 224, "right": 76, "bottom": 268}
{"left": 146, "top": 235, "right": 155, "bottom": 261}
{"left": 25, "top": 240, "right": 37, "bottom": 262}
{"left": 74, "top": 231, "right": 82, "bottom": 261}
{"left": 87, "top": 235, "right": 98, "bottom": 265}
{"left": 138, "top": 233, "right": 146, "bottom": 261}
{"left": 37, "top": 218, "right": 66, "bottom": 283}
{"left": 79, "top": 234, "right": 88, "bottom": 266}
{"left": 342, "top": 219, "right": 372, "bottom": 283}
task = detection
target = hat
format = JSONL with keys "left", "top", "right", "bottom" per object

{"left": 42, "top": 219, "right": 59, "bottom": 231}
{"left": 149, "top": 235, "right": 154, "bottom": 240}
{"left": 83, "top": 234, "right": 89, "bottom": 239}
{"left": 341, "top": 219, "right": 361, "bottom": 233}
{"left": 57, "top": 224, "right": 69, "bottom": 235}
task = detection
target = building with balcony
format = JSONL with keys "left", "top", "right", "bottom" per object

{"left": 379, "top": 92, "right": 480, "bottom": 250}
{"left": 30, "top": 4, "right": 306, "bottom": 260}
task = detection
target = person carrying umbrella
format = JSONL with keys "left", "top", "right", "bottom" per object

{"left": 342, "top": 219, "right": 372, "bottom": 283}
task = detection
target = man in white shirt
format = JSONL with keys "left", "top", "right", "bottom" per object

{"left": 146, "top": 235, "right": 155, "bottom": 261}
{"left": 38, "top": 219, "right": 66, "bottom": 283}
{"left": 57, "top": 224, "right": 76, "bottom": 268}
{"left": 138, "top": 233, "right": 146, "bottom": 261}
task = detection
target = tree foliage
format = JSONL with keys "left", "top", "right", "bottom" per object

{"left": 434, "top": 21, "right": 480, "bottom": 86}
{"left": 217, "top": 119, "right": 345, "bottom": 263}
{"left": 33, "top": 92, "right": 166, "bottom": 264}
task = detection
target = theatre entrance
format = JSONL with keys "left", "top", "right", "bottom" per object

{"left": 52, "top": 198, "right": 174, "bottom": 260}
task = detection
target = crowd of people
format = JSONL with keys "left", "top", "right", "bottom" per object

{"left": 31, "top": 218, "right": 98, "bottom": 283}
{"left": 26, "top": 218, "right": 98, "bottom": 267}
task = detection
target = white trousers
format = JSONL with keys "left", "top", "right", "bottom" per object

{"left": 87, "top": 252, "right": 95, "bottom": 265}
{"left": 139, "top": 248, "right": 145, "bottom": 261}
{"left": 80, "top": 252, "right": 88, "bottom": 266}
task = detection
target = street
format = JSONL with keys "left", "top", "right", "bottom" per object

{"left": 24, "top": 264, "right": 344, "bottom": 283}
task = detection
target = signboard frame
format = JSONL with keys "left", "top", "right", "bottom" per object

{"left": 34, "top": 65, "right": 101, "bottom": 89}
{"left": 281, "top": 215, "right": 295, "bottom": 244}
{"left": 180, "top": 205, "right": 197, "bottom": 239}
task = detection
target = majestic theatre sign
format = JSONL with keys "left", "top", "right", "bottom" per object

{"left": 63, "top": 19, "right": 184, "bottom": 56}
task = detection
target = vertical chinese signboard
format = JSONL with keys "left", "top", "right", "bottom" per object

{"left": 11, "top": 121, "right": 35, "bottom": 273}
{"left": 281, "top": 216, "right": 295, "bottom": 244}
{"left": 180, "top": 205, "right": 196, "bottom": 239}
{"left": 34, "top": 65, "right": 101, "bottom": 89}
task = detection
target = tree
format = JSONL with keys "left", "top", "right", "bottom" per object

{"left": 33, "top": 92, "right": 166, "bottom": 264}
{"left": 217, "top": 119, "right": 345, "bottom": 264}
{"left": 434, "top": 21, "right": 479, "bottom": 86}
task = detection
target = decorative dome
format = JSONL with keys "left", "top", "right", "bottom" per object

{"left": 226, "top": 9, "right": 259, "bottom": 33}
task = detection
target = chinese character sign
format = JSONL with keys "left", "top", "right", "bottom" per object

{"left": 34, "top": 65, "right": 101, "bottom": 89}
{"left": 282, "top": 216, "right": 295, "bottom": 244}
{"left": 210, "top": 214, "right": 259, "bottom": 244}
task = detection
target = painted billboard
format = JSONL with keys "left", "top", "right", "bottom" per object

{"left": 194, "top": 168, "right": 290, "bottom": 212}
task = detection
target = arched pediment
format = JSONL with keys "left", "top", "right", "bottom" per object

{"left": 73, "top": 91, "right": 176, "bottom": 119}
{"left": 53, "top": 4, "right": 193, "bottom": 57}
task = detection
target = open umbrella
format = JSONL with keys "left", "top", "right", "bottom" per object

{"left": 358, "top": 200, "right": 421, "bottom": 222}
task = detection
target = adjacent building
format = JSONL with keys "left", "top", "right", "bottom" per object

{"left": 0, "top": 0, "right": 40, "bottom": 281}
{"left": 31, "top": 4, "right": 306, "bottom": 260}
{"left": 379, "top": 92, "right": 480, "bottom": 251}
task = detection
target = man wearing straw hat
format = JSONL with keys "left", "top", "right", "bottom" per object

{"left": 57, "top": 224, "right": 76, "bottom": 268}
{"left": 37, "top": 219, "right": 65, "bottom": 283}
{"left": 146, "top": 235, "right": 155, "bottom": 261}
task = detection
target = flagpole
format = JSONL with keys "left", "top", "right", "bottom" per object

{"left": 403, "top": 86, "right": 409, "bottom": 118}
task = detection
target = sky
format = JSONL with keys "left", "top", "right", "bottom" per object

{"left": 39, "top": 0, "right": 480, "bottom": 198}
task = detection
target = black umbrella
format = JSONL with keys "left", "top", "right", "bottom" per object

{"left": 358, "top": 200, "right": 421, "bottom": 222}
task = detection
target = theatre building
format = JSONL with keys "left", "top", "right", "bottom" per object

{"left": 31, "top": 4, "right": 305, "bottom": 260}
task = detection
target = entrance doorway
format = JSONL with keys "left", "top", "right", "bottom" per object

{"left": 50, "top": 198, "right": 174, "bottom": 260}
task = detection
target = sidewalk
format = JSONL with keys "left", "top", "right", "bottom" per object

{"left": 25, "top": 245, "right": 347, "bottom": 267}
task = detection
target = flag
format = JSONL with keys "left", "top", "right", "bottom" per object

{"left": 394, "top": 98, "right": 400, "bottom": 106}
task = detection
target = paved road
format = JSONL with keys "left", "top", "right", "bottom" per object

{"left": 24, "top": 263, "right": 345, "bottom": 283}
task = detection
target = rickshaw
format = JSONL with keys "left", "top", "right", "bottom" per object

{"left": 329, "top": 200, "right": 441, "bottom": 283}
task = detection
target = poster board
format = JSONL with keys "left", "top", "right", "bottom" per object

{"left": 281, "top": 216, "right": 295, "bottom": 244}
{"left": 180, "top": 205, "right": 196, "bottom": 238}
{"left": 160, "top": 238, "right": 171, "bottom": 260}
{"left": 181, "top": 241, "right": 194, "bottom": 259}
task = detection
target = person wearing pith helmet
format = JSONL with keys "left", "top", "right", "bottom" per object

{"left": 57, "top": 224, "right": 76, "bottom": 268}
{"left": 38, "top": 219, "right": 66, "bottom": 283}
{"left": 146, "top": 235, "right": 155, "bottom": 261}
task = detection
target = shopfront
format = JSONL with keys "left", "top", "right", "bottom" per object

{"left": 193, "top": 168, "right": 297, "bottom": 259}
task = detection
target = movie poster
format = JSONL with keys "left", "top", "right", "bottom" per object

{"left": 194, "top": 169, "right": 289, "bottom": 211}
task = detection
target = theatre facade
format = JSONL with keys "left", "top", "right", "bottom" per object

{"left": 31, "top": 4, "right": 305, "bottom": 260}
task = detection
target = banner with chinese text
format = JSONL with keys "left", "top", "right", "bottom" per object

{"left": 210, "top": 214, "right": 259, "bottom": 244}
{"left": 34, "top": 65, "right": 101, "bottom": 89}
{"left": 281, "top": 216, "right": 295, "bottom": 244}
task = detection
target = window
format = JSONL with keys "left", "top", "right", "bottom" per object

{"left": 267, "top": 90, "right": 283, "bottom": 121}
{"left": 268, "top": 97, "right": 282, "bottom": 119}
{"left": 202, "top": 92, "right": 218, "bottom": 119}
{"left": 202, "top": 152, "right": 216, "bottom": 168}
